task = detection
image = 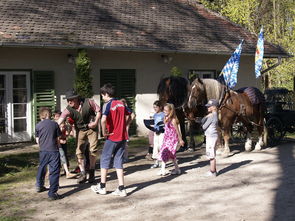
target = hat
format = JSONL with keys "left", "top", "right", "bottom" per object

{"left": 205, "top": 99, "right": 219, "bottom": 107}
{"left": 64, "top": 89, "right": 79, "bottom": 100}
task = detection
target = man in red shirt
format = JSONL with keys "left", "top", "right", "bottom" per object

{"left": 91, "top": 83, "right": 132, "bottom": 197}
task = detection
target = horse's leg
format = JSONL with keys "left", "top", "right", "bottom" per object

{"left": 243, "top": 121, "right": 254, "bottom": 151}
{"left": 254, "top": 105, "right": 265, "bottom": 151}
{"left": 222, "top": 128, "right": 231, "bottom": 156}
{"left": 188, "top": 120, "right": 196, "bottom": 151}
{"left": 176, "top": 109, "right": 188, "bottom": 150}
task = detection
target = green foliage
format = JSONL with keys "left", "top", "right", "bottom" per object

{"left": 199, "top": 0, "right": 295, "bottom": 90}
{"left": 170, "top": 66, "right": 183, "bottom": 77}
{"left": 74, "top": 49, "right": 93, "bottom": 98}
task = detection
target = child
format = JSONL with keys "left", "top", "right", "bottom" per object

{"left": 201, "top": 99, "right": 219, "bottom": 177}
{"left": 91, "top": 83, "right": 132, "bottom": 197}
{"left": 150, "top": 100, "right": 165, "bottom": 168}
{"left": 158, "top": 103, "right": 184, "bottom": 176}
{"left": 35, "top": 107, "right": 62, "bottom": 200}
{"left": 53, "top": 110, "right": 77, "bottom": 179}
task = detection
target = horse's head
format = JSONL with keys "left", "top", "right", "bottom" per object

{"left": 184, "top": 78, "right": 208, "bottom": 119}
{"left": 157, "top": 76, "right": 190, "bottom": 108}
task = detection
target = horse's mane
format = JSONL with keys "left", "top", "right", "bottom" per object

{"left": 199, "top": 78, "right": 225, "bottom": 102}
{"left": 157, "top": 76, "right": 189, "bottom": 108}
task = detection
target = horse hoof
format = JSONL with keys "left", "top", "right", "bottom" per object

{"left": 245, "top": 144, "right": 252, "bottom": 152}
{"left": 221, "top": 150, "right": 230, "bottom": 158}
{"left": 254, "top": 143, "right": 262, "bottom": 151}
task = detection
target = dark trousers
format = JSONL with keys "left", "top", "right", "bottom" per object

{"left": 36, "top": 151, "right": 60, "bottom": 197}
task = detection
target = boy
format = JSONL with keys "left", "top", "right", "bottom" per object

{"left": 35, "top": 107, "right": 62, "bottom": 200}
{"left": 91, "top": 83, "right": 132, "bottom": 197}
{"left": 201, "top": 99, "right": 219, "bottom": 177}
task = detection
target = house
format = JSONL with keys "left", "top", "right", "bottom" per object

{"left": 0, "top": 0, "right": 289, "bottom": 143}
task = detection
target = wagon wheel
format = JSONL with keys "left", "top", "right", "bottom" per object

{"left": 266, "top": 117, "right": 284, "bottom": 146}
{"left": 231, "top": 122, "right": 247, "bottom": 142}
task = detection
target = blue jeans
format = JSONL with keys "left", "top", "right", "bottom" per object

{"left": 36, "top": 151, "right": 60, "bottom": 197}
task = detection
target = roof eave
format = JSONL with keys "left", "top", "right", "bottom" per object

{"left": 0, "top": 42, "right": 291, "bottom": 58}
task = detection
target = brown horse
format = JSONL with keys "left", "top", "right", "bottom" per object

{"left": 186, "top": 78, "right": 266, "bottom": 156}
{"left": 157, "top": 76, "right": 191, "bottom": 150}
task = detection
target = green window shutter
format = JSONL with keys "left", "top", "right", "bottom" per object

{"left": 100, "top": 69, "right": 136, "bottom": 135}
{"left": 32, "top": 71, "right": 56, "bottom": 132}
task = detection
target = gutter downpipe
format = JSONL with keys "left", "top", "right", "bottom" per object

{"left": 261, "top": 56, "right": 282, "bottom": 89}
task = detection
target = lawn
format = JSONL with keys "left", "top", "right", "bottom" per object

{"left": 0, "top": 137, "right": 148, "bottom": 220}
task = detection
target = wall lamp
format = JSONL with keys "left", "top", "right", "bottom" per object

{"left": 161, "top": 54, "right": 173, "bottom": 64}
{"left": 67, "top": 54, "right": 76, "bottom": 64}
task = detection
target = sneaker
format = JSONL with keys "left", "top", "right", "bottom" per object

{"left": 91, "top": 184, "right": 107, "bottom": 195}
{"left": 77, "top": 173, "right": 87, "bottom": 184}
{"left": 48, "top": 193, "right": 63, "bottom": 201}
{"left": 150, "top": 163, "right": 159, "bottom": 169}
{"left": 145, "top": 153, "right": 153, "bottom": 161}
{"left": 171, "top": 169, "right": 181, "bottom": 175}
{"left": 36, "top": 186, "right": 47, "bottom": 193}
{"left": 157, "top": 170, "right": 167, "bottom": 176}
{"left": 111, "top": 188, "right": 127, "bottom": 197}
{"left": 204, "top": 171, "right": 217, "bottom": 177}
{"left": 66, "top": 173, "right": 78, "bottom": 179}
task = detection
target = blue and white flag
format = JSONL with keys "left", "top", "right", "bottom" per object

{"left": 221, "top": 39, "right": 244, "bottom": 88}
{"left": 255, "top": 27, "right": 264, "bottom": 78}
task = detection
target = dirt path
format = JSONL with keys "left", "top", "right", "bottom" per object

{"left": 6, "top": 141, "right": 295, "bottom": 221}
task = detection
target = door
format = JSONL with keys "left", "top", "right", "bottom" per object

{"left": 100, "top": 69, "right": 136, "bottom": 134}
{"left": 0, "top": 71, "right": 31, "bottom": 143}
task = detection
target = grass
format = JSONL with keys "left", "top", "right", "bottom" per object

{"left": 0, "top": 137, "right": 149, "bottom": 220}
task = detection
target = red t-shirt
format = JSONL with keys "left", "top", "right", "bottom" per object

{"left": 103, "top": 99, "right": 131, "bottom": 142}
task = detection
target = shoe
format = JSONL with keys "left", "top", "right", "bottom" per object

{"left": 88, "top": 169, "right": 95, "bottom": 183}
{"left": 150, "top": 163, "right": 159, "bottom": 169}
{"left": 91, "top": 183, "right": 107, "bottom": 195}
{"left": 204, "top": 171, "right": 217, "bottom": 177}
{"left": 187, "top": 147, "right": 195, "bottom": 152}
{"left": 111, "top": 188, "right": 127, "bottom": 197}
{"left": 171, "top": 169, "right": 181, "bottom": 175}
{"left": 157, "top": 170, "right": 167, "bottom": 176}
{"left": 48, "top": 193, "right": 63, "bottom": 201}
{"left": 36, "top": 186, "right": 47, "bottom": 193}
{"left": 176, "top": 146, "right": 187, "bottom": 153}
{"left": 72, "top": 166, "right": 80, "bottom": 174}
{"left": 66, "top": 173, "right": 78, "bottom": 179}
{"left": 77, "top": 173, "right": 87, "bottom": 184}
{"left": 145, "top": 154, "right": 153, "bottom": 161}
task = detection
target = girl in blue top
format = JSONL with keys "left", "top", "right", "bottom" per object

{"left": 150, "top": 100, "right": 165, "bottom": 168}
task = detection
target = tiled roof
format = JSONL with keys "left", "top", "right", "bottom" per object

{"left": 0, "top": 0, "right": 289, "bottom": 57}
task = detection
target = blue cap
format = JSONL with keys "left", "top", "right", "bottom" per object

{"left": 205, "top": 99, "right": 219, "bottom": 107}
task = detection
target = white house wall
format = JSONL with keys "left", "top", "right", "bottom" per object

{"left": 0, "top": 48, "right": 260, "bottom": 137}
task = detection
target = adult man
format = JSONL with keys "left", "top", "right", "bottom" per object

{"left": 58, "top": 89, "right": 101, "bottom": 183}
{"left": 91, "top": 83, "right": 132, "bottom": 197}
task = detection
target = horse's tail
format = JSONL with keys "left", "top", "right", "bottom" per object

{"left": 263, "top": 118, "right": 268, "bottom": 147}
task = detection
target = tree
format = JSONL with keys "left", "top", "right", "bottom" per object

{"left": 74, "top": 49, "right": 93, "bottom": 98}
{"left": 199, "top": 0, "right": 295, "bottom": 90}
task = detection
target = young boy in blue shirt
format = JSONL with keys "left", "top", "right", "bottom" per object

{"left": 35, "top": 107, "right": 62, "bottom": 200}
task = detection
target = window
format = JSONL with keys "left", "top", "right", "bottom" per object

{"left": 188, "top": 70, "right": 218, "bottom": 83}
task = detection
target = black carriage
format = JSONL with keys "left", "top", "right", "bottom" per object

{"left": 265, "top": 88, "right": 295, "bottom": 146}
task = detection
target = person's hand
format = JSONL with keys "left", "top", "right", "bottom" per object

{"left": 88, "top": 122, "right": 97, "bottom": 129}
{"left": 179, "top": 139, "right": 185, "bottom": 147}
{"left": 102, "top": 131, "right": 114, "bottom": 138}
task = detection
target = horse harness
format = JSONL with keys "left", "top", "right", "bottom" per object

{"left": 218, "top": 88, "right": 261, "bottom": 127}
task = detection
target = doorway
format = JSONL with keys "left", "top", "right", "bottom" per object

{"left": 0, "top": 71, "right": 31, "bottom": 143}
